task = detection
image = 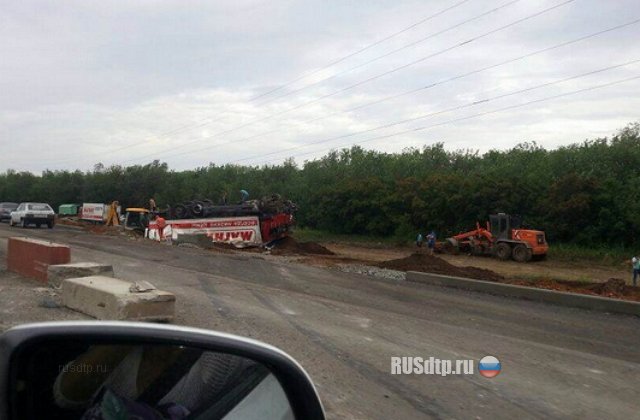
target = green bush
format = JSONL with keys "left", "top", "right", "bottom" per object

{"left": 1, "top": 123, "right": 639, "bottom": 250}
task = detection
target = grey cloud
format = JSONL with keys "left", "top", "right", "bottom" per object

{"left": 1, "top": 0, "right": 639, "bottom": 172}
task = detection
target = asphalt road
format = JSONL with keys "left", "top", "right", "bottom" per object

{"left": 1, "top": 223, "right": 639, "bottom": 419}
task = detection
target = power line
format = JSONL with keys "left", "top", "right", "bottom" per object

{"left": 24, "top": 0, "right": 477, "bottom": 167}
{"left": 249, "top": 0, "right": 474, "bottom": 102}
{"left": 96, "top": 1, "right": 475, "bottom": 160}
{"left": 240, "top": 0, "right": 574, "bottom": 127}
{"left": 253, "top": 0, "right": 521, "bottom": 107}
{"left": 252, "top": 75, "right": 640, "bottom": 166}
{"left": 116, "top": 0, "right": 535, "bottom": 165}
{"left": 229, "top": 60, "right": 640, "bottom": 165}
{"left": 309, "top": 18, "right": 640, "bottom": 121}
{"left": 103, "top": 0, "right": 474, "bottom": 156}
{"left": 128, "top": 16, "right": 639, "bottom": 164}
{"left": 116, "top": 0, "right": 574, "bottom": 166}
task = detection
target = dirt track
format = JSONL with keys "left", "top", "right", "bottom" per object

{"left": 1, "top": 224, "right": 640, "bottom": 419}
{"left": 55, "top": 220, "right": 633, "bottom": 285}
{"left": 320, "top": 243, "right": 632, "bottom": 284}
{"left": 274, "top": 241, "right": 639, "bottom": 301}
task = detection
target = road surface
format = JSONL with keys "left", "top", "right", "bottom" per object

{"left": 0, "top": 223, "right": 638, "bottom": 419}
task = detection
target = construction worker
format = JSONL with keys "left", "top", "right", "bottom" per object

{"left": 632, "top": 256, "right": 640, "bottom": 287}
{"left": 240, "top": 189, "right": 249, "bottom": 203}
{"left": 149, "top": 197, "right": 158, "bottom": 213}
{"left": 426, "top": 231, "right": 436, "bottom": 255}
{"left": 416, "top": 233, "right": 423, "bottom": 248}
{"left": 156, "top": 216, "right": 166, "bottom": 240}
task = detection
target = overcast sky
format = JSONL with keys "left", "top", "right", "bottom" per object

{"left": 1, "top": 0, "right": 639, "bottom": 173}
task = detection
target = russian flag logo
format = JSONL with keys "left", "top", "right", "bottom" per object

{"left": 478, "top": 356, "right": 501, "bottom": 378}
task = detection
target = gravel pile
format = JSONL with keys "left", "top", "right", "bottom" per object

{"left": 337, "top": 264, "right": 406, "bottom": 281}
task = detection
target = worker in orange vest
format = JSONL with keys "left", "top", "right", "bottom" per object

{"left": 156, "top": 216, "right": 166, "bottom": 240}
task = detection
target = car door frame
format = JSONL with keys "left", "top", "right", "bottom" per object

{"left": 11, "top": 204, "right": 25, "bottom": 225}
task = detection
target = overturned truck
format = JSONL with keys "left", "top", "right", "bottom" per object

{"left": 147, "top": 194, "right": 297, "bottom": 247}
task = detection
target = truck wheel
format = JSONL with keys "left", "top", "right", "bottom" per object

{"left": 512, "top": 244, "right": 532, "bottom": 262}
{"left": 191, "top": 201, "right": 205, "bottom": 217}
{"left": 494, "top": 242, "right": 511, "bottom": 260}
{"left": 47, "top": 221, "right": 54, "bottom": 229}
{"left": 174, "top": 204, "right": 189, "bottom": 219}
{"left": 36, "top": 223, "right": 41, "bottom": 228}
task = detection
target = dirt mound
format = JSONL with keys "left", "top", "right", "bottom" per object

{"left": 56, "top": 217, "right": 84, "bottom": 227}
{"left": 506, "top": 277, "right": 640, "bottom": 301}
{"left": 57, "top": 218, "right": 123, "bottom": 235}
{"left": 586, "top": 278, "right": 627, "bottom": 294}
{"left": 378, "top": 253, "right": 504, "bottom": 282}
{"left": 85, "top": 225, "right": 123, "bottom": 236}
{"left": 378, "top": 254, "right": 640, "bottom": 301}
{"left": 271, "top": 237, "right": 335, "bottom": 256}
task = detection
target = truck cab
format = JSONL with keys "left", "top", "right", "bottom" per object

{"left": 490, "top": 213, "right": 548, "bottom": 261}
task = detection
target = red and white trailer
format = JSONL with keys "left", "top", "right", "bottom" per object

{"left": 147, "top": 212, "right": 294, "bottom": 247}
{"left": 80, "top": 203, "right": 107, "bottom": 222}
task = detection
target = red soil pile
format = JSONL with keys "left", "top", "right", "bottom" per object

{"left": 271, "top": 237, "right": 335, "bottom": 256}
{"left": 506, "top": 277, "right": 640, "bottom": 302}
{"left": 55, "top": 217, "right": 84, "bottom": 227}
{"left": 378, "top": 253, "right": 504, "bottom": 282}
{"left": 379, "top": 254, "right": 640, "bottom": 301}
{"left": 56, "top": 218, "right": 120, "bottom": 235}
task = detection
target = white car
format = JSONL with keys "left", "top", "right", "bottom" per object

{"left": 9, "top": 202, "right": 56, "bottom": 228}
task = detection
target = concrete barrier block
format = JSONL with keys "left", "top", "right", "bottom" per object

{"left": 47, "top": 262, "right": 114, "bottom": 288}
{"left": 406, "top": 271, "right": 640, "bottom": 316}
{"left": 7, "top": 237, "right": 71, "bottom": 282}
{"left": 62, "top": 276, "right": 175, "bottom": 322}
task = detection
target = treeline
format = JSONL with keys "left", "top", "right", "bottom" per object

{"left": 1, "top": 123, "right": 639, "bottom": 247}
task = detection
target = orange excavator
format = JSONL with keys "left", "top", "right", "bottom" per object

{"left": 439, "top": 213, "right": 548, "bottom": 262}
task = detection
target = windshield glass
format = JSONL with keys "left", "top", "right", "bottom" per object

{"left": 27, "top": 204, "right": 52, "bottom": 211}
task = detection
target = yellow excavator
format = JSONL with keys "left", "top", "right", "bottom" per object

{"left": 122, "top": 207, "right": 151, "bottom": 231}
{"left": 105, "top": 201, "right": 120, "bottom": 226}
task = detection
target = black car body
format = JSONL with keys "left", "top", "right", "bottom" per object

{"left": 0, "top": 202, "right": 18, "bottom": 221}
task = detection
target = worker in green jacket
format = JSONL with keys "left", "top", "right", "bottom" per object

{"left": 632, "top": 256, "right": 640, "bottom": 287}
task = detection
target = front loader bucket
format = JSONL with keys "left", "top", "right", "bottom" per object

{"left": 441, "top": 238, "right": 460, "bottom": 255}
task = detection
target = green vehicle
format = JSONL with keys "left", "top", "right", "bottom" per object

{"left": 58, "top": 203, "right": 80, "bottom": 216}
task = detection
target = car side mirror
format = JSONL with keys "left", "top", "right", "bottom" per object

{"left": 0, "top": 322, "right": 325, "bottom": 420}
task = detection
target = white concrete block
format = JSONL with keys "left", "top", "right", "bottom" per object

{"left": 62, "top": 276, "right": 175, "bottom": 322}
{"left": 48, "top": 262, "right": 115, "bottom": 288}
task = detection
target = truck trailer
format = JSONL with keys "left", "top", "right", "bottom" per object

{"left": 145, "top": 195, "right": 296, "bottom": 247}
